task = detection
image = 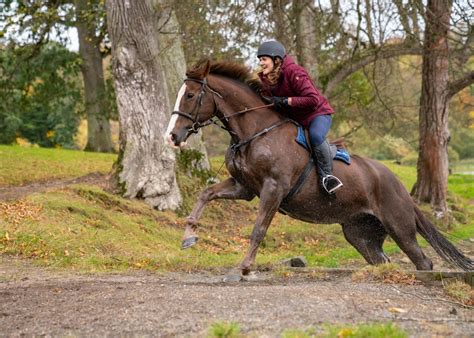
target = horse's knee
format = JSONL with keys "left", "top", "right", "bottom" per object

{"left": 250, "top": 227, "right": 267, "bottom": 243}
{"left": 199, "top": 188, "right": 215, "bottom": 202}
{"left": 186, "top": 216, "right": 198, "bottom": 226}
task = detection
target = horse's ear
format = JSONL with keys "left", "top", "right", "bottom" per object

{"left": 186, "top": 58, "right": 211, "bottom": 80}
{"left": 201, "top": 59, "right": 211, "bottom": 78}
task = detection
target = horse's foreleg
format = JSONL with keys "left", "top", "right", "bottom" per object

{"left": 239, "top": 178, "right": 283, "bottom": 275}
{"left": 182, "top": 177, "right": 255, "bottom": 249}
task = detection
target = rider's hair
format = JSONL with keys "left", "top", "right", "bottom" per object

{"left": 260, "top": 57, "right": 282, "bottom": 86}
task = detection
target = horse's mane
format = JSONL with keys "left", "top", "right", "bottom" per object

{"left": 186, "top": 59, "right": 263, "bottom": 95}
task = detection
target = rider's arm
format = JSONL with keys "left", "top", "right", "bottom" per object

{"left": 287, "top": 69, "right": 323, "bottom": 109}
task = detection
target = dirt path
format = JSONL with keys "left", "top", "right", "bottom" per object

{"left": 1, "top": 259, "right": 472, "bottom": 337}
{"left": 1, "top": 176, "right": 472, "bottom": 336}
{"left": 0, "top": 173, "right": 108, "bottom": 201}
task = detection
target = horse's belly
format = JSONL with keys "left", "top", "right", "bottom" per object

{"left": 279, "top": 195, "right": 363, "bottom": 224}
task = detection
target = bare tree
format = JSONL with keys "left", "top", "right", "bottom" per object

{"left": 293, "top": 1, "right": 320, "bottom": 81}
{"left": 159, "top": 3, "right": 210, "bottom": 171}
{"left": 106, "top": 0, "right": 181, "bottom": 210}
{"left": 411, "top": 0, "right": 474, "bottom": 218}
{"left": 75, "top": 0, "right": 114, "bottom": 153}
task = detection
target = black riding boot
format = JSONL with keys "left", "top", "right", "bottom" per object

{"left": 311, "top": 140, "right": 343, "bottom": 194}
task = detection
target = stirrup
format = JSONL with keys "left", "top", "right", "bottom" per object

{"left": 322, "top": 175, "right": 343, "bottom": 194}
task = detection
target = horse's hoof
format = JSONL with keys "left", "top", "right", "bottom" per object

{"left": 182, "top": 236, "right": 198, "bottom": 249}
{"left": 243, "top": 271, "right": 258, "bottom": 281}
{"left": 241, "top": 268, "right": 251, "bottom": 276}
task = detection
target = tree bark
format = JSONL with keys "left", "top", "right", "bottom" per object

{"left": 159, "top": 4, "right": 210, "bottom": 171}
{"left": 411, "top": 0, "right": 452, "bottom": 218}
{"left": 106, "top": 0, "right": 181, "bottom": 210}
{"left": 294, "top": 1, "right": 319, "bottom": 82}
{"left": 75, "top": 0, "right": 114, "bottom": 153}
{"left": 271, "top": 0, "right": 292, "bottom": 49}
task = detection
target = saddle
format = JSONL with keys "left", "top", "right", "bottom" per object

{"left": 280, "top": 126, "right": 351, "bottom": 206}
{"left": 295, "top": 126, "right": 351, "bottom": 165}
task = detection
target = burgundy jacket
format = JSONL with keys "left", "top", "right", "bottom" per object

{"left": 259, "top": 55, "right": 334, "bottom": 128}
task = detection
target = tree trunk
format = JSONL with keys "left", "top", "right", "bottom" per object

{"left": 75, "top": 0, "right": 114, "bottom": 153}
{"left": 294, "top": 2, "right": 319, "bottom": 82}
{"left": 412, "top": 0, "right": 452, "bottom": 218}
{"left": 271, "top": 0, "right": 292, "bottom": 49}
{"left": 159, "top": 4, "right": 210, "bottom": 171}
{"left": 106, "top": 0, "right": 181, "bottom": 210}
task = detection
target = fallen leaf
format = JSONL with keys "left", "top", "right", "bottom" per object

{"left": 388, "top": 307, "right": 407, "bottom": 313}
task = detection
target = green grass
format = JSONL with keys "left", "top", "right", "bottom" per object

{"left": 0, "top": 145, "right": 473, "bottom": 272}
{"left": 0, "top": 185, "right": 246, "bottom": 272}
{"left": 282, "top": 322, "right": 407, "bottom": 338}
{"left": 443, "top": 280, "right": 473, "bottom": 305}
{"left": 382, "top": 161, "right": 417, "bottom": 190}
{"left": 204, "top": 321, "right": 407, "bottom": 338}
{"left": 384, "top": 159, "right": 474, "bottom": 200}
{"left": 207, "top": 321, "right": 241, "bottom": 338}
{"left": 448, "top": 174, "right": 474, "bottom": 199}
{"left": 450, "top": 158, "right": 474, "bottom": 175}
{"left": 0, "top": 145, "right": 116, "bottom": 186}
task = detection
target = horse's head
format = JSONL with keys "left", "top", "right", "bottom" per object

{"left": 166, "top": 59, "right": 218, "bottom": 148}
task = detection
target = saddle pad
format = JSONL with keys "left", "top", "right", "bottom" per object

{"left": 296, "top": 126, "right": 351, "bottom": 165}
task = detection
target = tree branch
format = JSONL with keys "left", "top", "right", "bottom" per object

{"left": 447, "top": 71, "right": 474, "bottom": 99}
{"left": 323, "top": 43, "right": 422, "bottom": 98}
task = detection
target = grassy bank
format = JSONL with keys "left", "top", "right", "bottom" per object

{"left": 0, "top": 145, "right": 115, "bottom": 187}
{"left": 1, "top": 146, "right": 473, "bottom": 272}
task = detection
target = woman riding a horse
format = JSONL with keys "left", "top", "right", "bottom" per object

{"left": 167, "top": 49, "right": 472, "bottom": 275}
{"left": 257, "top": 40, "right": 343, "bottom": 194}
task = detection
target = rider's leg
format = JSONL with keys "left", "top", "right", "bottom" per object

{"left": 308, "top": 114, "right": 343, "bottom": 194}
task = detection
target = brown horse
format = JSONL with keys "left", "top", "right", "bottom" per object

{"left": 166, "top": 59, "right": 473, "bottom": 274}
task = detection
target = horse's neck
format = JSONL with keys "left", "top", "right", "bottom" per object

{"left": 211, "top": 76, "right": 282, "bottom": 140}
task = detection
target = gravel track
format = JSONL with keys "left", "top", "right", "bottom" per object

{"left": 1, "top": 259, "right": 472, "bottom": 337}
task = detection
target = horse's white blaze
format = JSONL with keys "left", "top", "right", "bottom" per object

{"left": 165, "top": 83, "right": 187, "bottom": 138}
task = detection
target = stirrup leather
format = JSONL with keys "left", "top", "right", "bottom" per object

{"left": 322, "top": 175, "right": 343, "bottom": 194}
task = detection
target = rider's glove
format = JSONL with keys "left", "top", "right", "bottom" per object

{"left": 270, "top": 96, "right": 289, "bottom": 111}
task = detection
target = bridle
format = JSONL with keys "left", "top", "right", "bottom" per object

{"left": 171, "top": 78, "right": 224, "bottom": 135}
{"left": 171, "top": 77, "right": 293, "bottom": 152}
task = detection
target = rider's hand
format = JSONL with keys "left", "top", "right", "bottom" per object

{"left": 270, "top": 96, "right": 289, "bottom": 111}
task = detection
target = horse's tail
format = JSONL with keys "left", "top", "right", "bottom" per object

{"left": 415, "top": 207, "right": 473, "bottom": 271}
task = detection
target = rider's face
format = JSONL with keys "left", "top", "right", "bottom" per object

{"left": 259, "top": 56, "right": 274, "bottom": 75}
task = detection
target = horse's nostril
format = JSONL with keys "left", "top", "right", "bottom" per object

{"left": 167, "top": 133, "right": 176, "bottom": 146}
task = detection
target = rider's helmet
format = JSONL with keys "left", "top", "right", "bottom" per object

{"left": 257, "top": 40, "right": 286, "bottom": 60}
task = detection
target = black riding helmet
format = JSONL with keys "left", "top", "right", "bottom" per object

{"left": 257, "top": 40, "right": 286, "bottom": 60}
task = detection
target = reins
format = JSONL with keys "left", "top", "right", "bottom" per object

{"left": 171, "top": 77, "right": 293, "bottom": 153}
{"left": 223, "top": 103, "right": 275, "bottom": 119}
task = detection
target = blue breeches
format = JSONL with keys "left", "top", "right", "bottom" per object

{"left": 308, "top": 114, "right": 332, "bottom": 146}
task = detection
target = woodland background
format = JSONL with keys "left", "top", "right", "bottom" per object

{"left": 0, "top": 0, "right": 473, "bottom": 217}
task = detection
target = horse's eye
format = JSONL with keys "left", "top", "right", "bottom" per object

{"left": 186, "top": 93, "right": 194, "bottom": 99}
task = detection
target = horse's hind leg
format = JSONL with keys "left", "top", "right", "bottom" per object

{"left": 342, "top": 214, "right": 390, "bottom": 265}
{"left": 182, "top": 177, "right": 255, "bottom": 249}
{"left": 381, "top": 211, "right": 433, "bottom": 270}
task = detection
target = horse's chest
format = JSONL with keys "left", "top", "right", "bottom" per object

{"left": 226, "top": 155, "right": 264, "bottom": 190}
